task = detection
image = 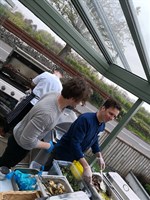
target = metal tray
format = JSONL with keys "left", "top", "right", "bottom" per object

{"left": 11, "top": 168, "right": 39, "bottom": 191}
{"left": 49, "top": 160, "right": 91, "bottom": 198}
{"left": 37, "top": 175, "right": 73, "bottom": 197}
{"left": 49, "top": 160, "right": 72, "bottom": 175}
{"left": 88, "top": 173, "right": 123, "bottom": 200}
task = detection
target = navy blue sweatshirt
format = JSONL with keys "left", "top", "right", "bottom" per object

{"left": 54, "top": 112, "right": 105, "bottom": 162}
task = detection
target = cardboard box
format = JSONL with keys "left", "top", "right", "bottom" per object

{"left": 0, "top": 191, "right": 41, "bottom": 200}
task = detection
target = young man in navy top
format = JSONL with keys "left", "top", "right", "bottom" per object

{"left": 45, "top": 99, "right": 121, "bottom": 184}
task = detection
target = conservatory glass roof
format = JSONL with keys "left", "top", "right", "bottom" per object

{"left": 0, "top": 0, "right": 149, "bottom": 159}
{"left": 17, "top": 0, "right": 150, "bottom": 107}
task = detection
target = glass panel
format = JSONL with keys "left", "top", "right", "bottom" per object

{"left": 46, "top": 0, "right": 104, "bottom": 58}
{"left": 132, "top": 0, "right": 150, "bottom": 72}
{"left": 102, "top": 76, "right": 138, "bottom": 102}
{"left": 0, "top": 0, "right": 70, "bottom": 73}
{"left": 132, "top": 0, "right": 150, "bottom": 59}
{"left": 85, "top": 0, "right": 146, "bottom": 78}
{"left": 82, "top": 0, "right": 123, "bottom": 65}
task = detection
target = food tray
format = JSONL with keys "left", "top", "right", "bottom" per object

{"left": 37, "top": 175, "right": 73, "bottom": 197}
{"left": 11, "top": 168, "right": 39, "bottom": 191}
{"left": 49, "top": 160, "right": 91, "bottom": 197}
{"left": 12, "top": 168, "right": 39, "bottom": 175}
{"left": 88, "top": 173, "right": 117, "bottom": 200}
{"left": 49, "top": 160, "right": 72, "bottom": 176}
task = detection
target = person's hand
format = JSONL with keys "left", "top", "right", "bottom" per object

{"left": 82, "top": 166, "right": 92, "bottom": 184}
{"left": 96, "top": 157, "right": 105, "bottom": 171}
{"left": 46, "top": 140, "right": 54, "bottom": 153}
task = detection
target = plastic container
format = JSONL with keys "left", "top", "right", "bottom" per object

{"left": 70, "top": 160, "right": 83, "bottom": 180}
{"left": 29, "top": 161, "right": 43, "bottom": 171}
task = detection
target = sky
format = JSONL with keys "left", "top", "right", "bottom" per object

{"left": 123, "top": 0, "right": 150, "bottom": 79}
{"left": 132, "top": 0, "right": 150, "bottom": 52}
{"left": 2, "top": 0, "right": 150, "bottom": 112}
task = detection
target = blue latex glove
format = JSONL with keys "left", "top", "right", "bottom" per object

{"left": 6, "top": 171, "right": 14, "bottom": 179}
{"left": 46, "top": 140, "right": 54, "bottom": 153}
{"left": 38, "top": 165, "right": 45, "bottom": 176}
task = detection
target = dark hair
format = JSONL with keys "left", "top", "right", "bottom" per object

{"left": 61, "top": 77, "right": 92, "bottom": 105}
{"left": 102, "top": 99, "right": 121, "bottom": 111}
{"left": 53, "top": 67, "right": 64, "bottom": 76}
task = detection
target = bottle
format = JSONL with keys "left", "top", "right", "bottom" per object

{"left": 0, "top": 166, "right": 10, "bottom": 180}
{"left": 70, "top": 160, "right": 83, "bottom": 180}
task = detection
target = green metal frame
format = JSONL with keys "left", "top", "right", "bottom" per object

{"left": 72, "top": 0, "right": 131, "bottom": 70}
{"left": 19, "top": 0, "right": 150, "bottom": 105}
{"left": 104, "top": 64, "right": 150, "bottom": 104}
{"left": 18, "top": 0, "right": 150, "bottom": 154}
{"left": 71, "top": 0, "right": 113, "bottom": 64}
{"left": 19, "top": 0, "right": 108, "bottom": 74}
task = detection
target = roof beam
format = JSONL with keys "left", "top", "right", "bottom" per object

{"left": 104, "top": 64, "right": 150, "bottom": 104}
{"left": 71, "top": 0, "right": 113, "bottom": 64}
{"left": 18, "top": 0, "right": 150, "bottom": 104}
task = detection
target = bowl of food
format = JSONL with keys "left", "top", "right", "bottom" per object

{"left": 37, "top": 175, "right": 73, "bottom": 197}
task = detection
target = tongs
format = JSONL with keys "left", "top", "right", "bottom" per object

{"left": 100, "top": 170, "right": 106, "bottom": 192}
{"left": 38, "top": 175, "right": 52, "bottom": 196}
